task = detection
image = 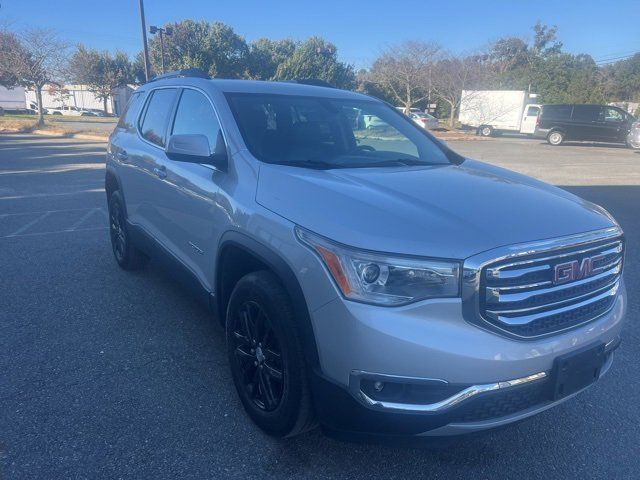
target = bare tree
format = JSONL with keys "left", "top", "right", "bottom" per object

{"left": 432, "top": 53, "right": 491, "bottom": 127}
{"left": 367, "top": 41, "right": 441, "bottom": 113}
{"left": 12, "top": 29, "right": 68, "bottom": 126}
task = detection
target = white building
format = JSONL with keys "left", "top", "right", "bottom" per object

{"left": 24, "top": 84, "right": 135, "bottom": 116}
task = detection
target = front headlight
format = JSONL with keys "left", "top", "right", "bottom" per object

{"left": 295, "top": 227, "right": 460, "bottom": 306}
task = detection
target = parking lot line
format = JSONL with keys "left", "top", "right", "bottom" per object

{"left": 66, "top": 207, "right": 100, "bottom": 231}
{"left": 7, "top": 211, "right": 51, "bottom": 237}
{"left": 0, "top": 226, "right": 107, "bottom": 240}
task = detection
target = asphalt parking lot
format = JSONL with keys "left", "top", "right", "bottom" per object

{"left": 1, "top": 133, "right": 638, "bottom": 479}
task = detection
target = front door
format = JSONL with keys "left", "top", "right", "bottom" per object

{"left": 154, "top": 88, "right": 227, "bottom": 292}
{"left": 520, "top": 104, "right": 540, "bottom": 134}
{"left": 599, "top": 107, "right": 629, "bottom": 142}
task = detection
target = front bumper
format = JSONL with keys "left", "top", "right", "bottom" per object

{"left": 308, "top": 279, "right": 626, "bottom": 437}
{"left": 311, "top": 341, "right": 618, "bottom": 439}
{"left": 533, "top": 127, "right": 550, "bottom": 139}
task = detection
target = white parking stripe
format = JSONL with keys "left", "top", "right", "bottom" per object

{"left": 0, "top": 226, "right": 107, "bottom": 239}
{"left": 7, "top": 211, "right": 52, "bottom": 237}
{"left": 66, "top": 208, "right": 101, "bottom": 231}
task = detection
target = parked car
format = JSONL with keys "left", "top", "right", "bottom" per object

{"left": 362, "top": 114, "right": 386, "bottom": 129}
{"left": 535, "top": 104, "right": 636, "bottom": 146}
{"left": 395, "top": 106, "right": 423, "bottom": 115}
{"left": 107, "top": 71, "right": 626, "bottom": 440}
{"left": 410, "top": 112, "right": 439, "bottom": 130}
{"left": 48, "top": 105, "right": 95, "bottom": 116}
{"left": 627, "top": 120, "right": 640, "bottom": 149}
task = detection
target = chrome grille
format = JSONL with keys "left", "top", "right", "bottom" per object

{"left": 479, "top": 236, "right": 624, "bottom": 338}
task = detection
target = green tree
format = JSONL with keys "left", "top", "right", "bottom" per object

{"left": 68, "top": 45, "right": 133, "bottom": 113}
{"left": 247, "top": 38, "right": 297, "bottom": 79}
{"left": 147, "top": 20, "right": 249, "bottom": 78}
{"left": 273, "top": 37, "right": 355, "bottom": 89}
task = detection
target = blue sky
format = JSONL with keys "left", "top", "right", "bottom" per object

{"left": 3, "top": 0, "right": 639, "bottom": 68}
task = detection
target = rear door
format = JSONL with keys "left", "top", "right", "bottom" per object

{"left": 125, "top": 87, "right": 179, "bottom": 238}
{"left": 520, "top": 104, "right": 540, "bottom": 134}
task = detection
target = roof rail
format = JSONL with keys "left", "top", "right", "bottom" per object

{"left": 284, "top": 78, "right": 335, "bottom": 88}
{"left": 148, "top": 68, "right": 209, "bottom": 82}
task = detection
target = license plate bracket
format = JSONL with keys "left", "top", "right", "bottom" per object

{"left": 552, "top": 342, "right": 606, "bottom": 400}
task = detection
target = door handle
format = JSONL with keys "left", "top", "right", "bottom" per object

{"left": 116, "top": 150, "right": 128, "bottom": 161}
{"left": 153, "top": 166, "right": 167, "bottom": 179}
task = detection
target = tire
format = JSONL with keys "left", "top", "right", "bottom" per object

{"left": 108, "top": 190, "right": 147, "bottom": 270}
{"left": 52, "top": 111, "right": 62, "bottom": 115}
{"left": 226, "top": 271, "right": 316, "bottom": 437}
{"left": 547, "top": 130, "right": 564, "bottom": 146}
{"left": 479, "top": 125, "right": 493, "bottom": 137}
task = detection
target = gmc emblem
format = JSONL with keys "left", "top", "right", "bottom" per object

{"left": 553, "top": 253, "right": 607, "bottom": 285}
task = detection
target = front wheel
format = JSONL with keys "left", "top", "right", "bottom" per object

{"left": 226, "top": 271, "right": 316, "bottom": 437}
{"left": 479, "top": 125, "right": 493, "bottom": 137}
{"left": 547, "top": 130, "right": 564, "bottom": 146}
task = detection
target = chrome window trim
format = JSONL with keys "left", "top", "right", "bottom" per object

{"left": 461, "top": 226, "right": 624, "bottom": 340}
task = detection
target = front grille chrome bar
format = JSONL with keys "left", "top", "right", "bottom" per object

{"left": 462, "top": 227, "right": 624, "bottom": 339}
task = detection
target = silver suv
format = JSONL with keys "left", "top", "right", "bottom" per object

{"left": 106, "top": 71, "right": 626, "bottom": 440}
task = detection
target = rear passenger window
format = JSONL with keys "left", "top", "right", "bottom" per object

{"left": 171, "top": 89, "right": 221, "bottom": 154}
{"left": 572, "top": 105, "right": 600, "bottom": 122}
{"left": 543, "top": 105, "right": 572, "bottom": 120}
{"left": 140, "top": 89, "right": 178, "bottom": 147}
{"left": 117, "top": 92, "right": 143, "bottom": 131}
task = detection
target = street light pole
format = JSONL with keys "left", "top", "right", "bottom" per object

{"left": 138, "top": 0, "right": 151, "bottom": 81}
{"left": 149, "top": 26, "right": 172, "bottom": 75}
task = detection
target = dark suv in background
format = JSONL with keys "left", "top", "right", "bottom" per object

{"left": 535, "top": 104, "right": 636, "bottom": 146}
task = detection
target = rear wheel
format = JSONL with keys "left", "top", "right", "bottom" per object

{"left": 479, "top": 125, "right": 493, "bottom": 137}
{"left": 108, "top": 191, "right": 147, "bottom": 270}
{"left": 226, "top": 271, "right": 315, "bottom": 437}
{"left": 547, "top": 130, "right": 564, "bottom": 146}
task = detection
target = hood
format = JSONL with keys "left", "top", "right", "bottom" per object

{"left": 256, "top": 159, "right": 616, "bottom": 259}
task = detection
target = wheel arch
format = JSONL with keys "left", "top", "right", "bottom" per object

{"left": 216, "top": 231, "right": 321, "bottom": 369}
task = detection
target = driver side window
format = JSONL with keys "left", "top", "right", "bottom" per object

{"left": 603, "top": 108, "right": 624, "bottom": 123}
{"left": 171, "top": 89, "right": 221, "bottom": 155}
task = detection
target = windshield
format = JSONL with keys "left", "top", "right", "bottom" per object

{"left": 225, "top": 93, "right": 450, "bottom": 168}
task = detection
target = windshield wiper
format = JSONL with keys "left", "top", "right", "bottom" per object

{"left": 353, "top": 158, "right": 438, "bottom": 168}
{"left": 274, "top": 159, "right": 345, "bottom": 170}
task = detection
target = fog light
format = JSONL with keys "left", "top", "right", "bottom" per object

{"left": 373, "top": 381, "right": 384, "bottom": 392}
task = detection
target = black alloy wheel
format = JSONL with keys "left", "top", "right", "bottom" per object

{"left": 231, "top": 300, "right": 284, "bottom": 411}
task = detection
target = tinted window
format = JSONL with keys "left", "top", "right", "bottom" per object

{"left": 171, "top": 89, "right": 221, "bottom": 154}
{"left": 603, "top": 107, "right": 624, "bottom": 123}
{"left": 140, "top": 89, "right": 178, "bottom": 147}
{"left": 117, "top": 92, "right": 143, "bottom": 131}
{"left": 542, "top": 105, "right": 572, "bottom": 120}
{"left": 572, "top": 105, "right": 600, "bottom": 122}
{"left": 226, "top": 93, "right": 449, "bottom": 168}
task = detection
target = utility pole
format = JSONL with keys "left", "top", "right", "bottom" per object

{"left": 138, "top": 0, "right": 151, "bottom": 81}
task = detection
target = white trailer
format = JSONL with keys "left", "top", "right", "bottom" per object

{"left": 458, "top": 90, "right": 540, "bottom": 136}
{"left": 0, "top": 85, "right": 27, "bottom": 113}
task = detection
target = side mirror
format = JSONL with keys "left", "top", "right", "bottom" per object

{"left": 166, "top": 132, "right": 228, "bottom": 170}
